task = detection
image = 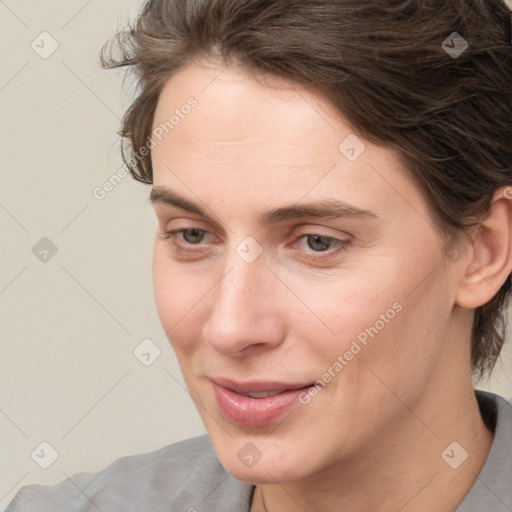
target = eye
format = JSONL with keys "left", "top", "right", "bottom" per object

{"left": 300, "top": 234, "right": 337, "bottom": 251}
{"left": 292, "top": 232, "right": 350, "bottom": 261}
{"left": 173, "top": 227, "right": 206, "bottom": 244}
{"left": 158, "top": 227, "right": 350, "bottom": 262}
{"left": 157, "top": 228, "right": 216, "bottom": 254}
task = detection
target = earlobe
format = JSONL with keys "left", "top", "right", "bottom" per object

{"left": 455, "top": 187, "right": 512, "bottom": 309}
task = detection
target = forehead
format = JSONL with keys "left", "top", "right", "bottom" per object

{"left": 152, "top": 59, "right": 340, "bottom": 158}
{"left": 150, "top": 60, "right": 431, "bottom": 230}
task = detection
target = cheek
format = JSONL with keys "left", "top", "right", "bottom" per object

{"left": 152, "top": 244, "right": 206, "bottom": 349}
{"left": 286, "top": 267, "right": 402, "bottom": 350}
{"left": 343, "top": 270, "right": 453, "bottom": 404}
{"left": 152, "top": 234, "right": 449, "bottom": 373}
{"left": 291, "top": 255, "right": 448, "bottom": 383}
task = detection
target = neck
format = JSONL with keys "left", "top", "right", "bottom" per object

{"left": 251, "top": 375, "right": 494, "bottom": 512}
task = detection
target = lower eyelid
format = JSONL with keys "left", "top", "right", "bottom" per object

{"left": 297, "top": 240, "right": 351, "bottom": 263}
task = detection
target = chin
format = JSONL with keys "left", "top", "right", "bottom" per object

{"left": 210, "top": 430, "right": 318, "bottom": 484}
{"left": 222, "top": 454, "right": 310, "bottom": 485}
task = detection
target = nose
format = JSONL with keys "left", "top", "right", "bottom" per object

{"left": 201, "top": 250, "right": 285, "bottom": 356}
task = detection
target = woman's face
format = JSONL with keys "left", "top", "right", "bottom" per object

{"left": 150, "top": 59, "right": 464, "bottom": 483}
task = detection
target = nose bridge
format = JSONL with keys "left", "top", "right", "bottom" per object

{"left": 202, "top": 244, "right": 281, "bottom": 354}
{"left": 215, "top": 248, "right": 267, "bottom": 323}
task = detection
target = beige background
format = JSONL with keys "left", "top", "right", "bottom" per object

{"left": 1, "top": 1, "right": 511, "bottom": 509}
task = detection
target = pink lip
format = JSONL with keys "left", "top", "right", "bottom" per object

{"left": 210, "top": 377, "right": 313, "bottom": 427}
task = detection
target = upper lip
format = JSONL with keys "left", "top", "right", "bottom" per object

{"left": 210, "top": 377, "right": 313, "bottom": 394}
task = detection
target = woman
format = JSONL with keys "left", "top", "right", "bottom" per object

{"left": 7, "top": 0, "right": 512, "bottom": 510}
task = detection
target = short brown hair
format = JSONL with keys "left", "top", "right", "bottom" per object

{"left": 100, "top": 0, "right": 512, "bottom": 379}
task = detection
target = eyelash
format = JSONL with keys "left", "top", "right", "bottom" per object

{"left": 158, "top": 228, "right": 350, "bottom": 262}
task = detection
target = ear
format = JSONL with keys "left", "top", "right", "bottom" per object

{"left": 455, "top": 187, "right": 512, "bottom": 309}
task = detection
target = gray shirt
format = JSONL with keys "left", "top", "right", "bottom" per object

{"left": 6, "top": 390, "right": 512, "bottom": 512}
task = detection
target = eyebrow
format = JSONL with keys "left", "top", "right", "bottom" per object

{"left": 149, "top": 186, "right": 378, "bottom": 223}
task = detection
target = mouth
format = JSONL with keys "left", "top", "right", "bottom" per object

{"left": 210, "top": 377, "right": 314, "bottom": 427}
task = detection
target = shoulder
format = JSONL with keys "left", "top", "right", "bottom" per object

{"left": 6, "top": 434, "right": 254, "bottom": 512}
{"left": 456, "top": 391, "right": 512, "bottom": 512}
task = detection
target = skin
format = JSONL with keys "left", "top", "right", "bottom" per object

{"left": 149, "top": 58, "right": 512, "bottom": 512}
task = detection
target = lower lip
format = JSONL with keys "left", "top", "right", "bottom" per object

{"left": 212, "top": 381, "right": 311, "bottom": 427}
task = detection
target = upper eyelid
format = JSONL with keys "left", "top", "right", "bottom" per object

{"left": 291, "top": 233, "right": 350, "bottom": 250}
{"left": 155, "top": 207, "right": 358, "bottom": 237}
{"left": 167, "top": 226, "right": 346, "bottom": 237}
{"left": 153, "top": 206, "right": 228, "bottom": 236}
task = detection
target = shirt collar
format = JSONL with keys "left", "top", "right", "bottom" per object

{"left": 455, "top": 390, "right": 512, "bottom": 511}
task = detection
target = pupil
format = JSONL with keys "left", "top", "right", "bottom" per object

{"left": 308, "top": 235, "right": 330, "bottom": 251}
{"left": 184, "top": 228, "right": 203, "bottom": 244}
